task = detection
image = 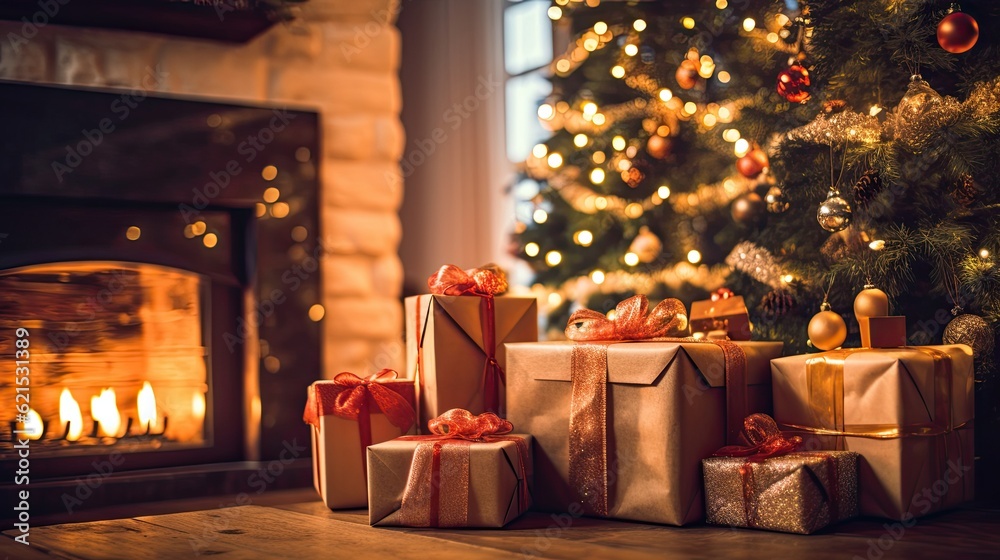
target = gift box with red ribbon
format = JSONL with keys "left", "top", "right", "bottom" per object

{"left": 770, "top": 345, "right": 974, "bottom": 520}
{"left": 303, "top": 369, "right": 416, "bottom": 509}
{"left": 405, "top": 264, "right": 537, "bottom": 425}
{"left": 703, "top": 414, "right": 859, "bottom": 534}
{"left": 367, "top": 409, "right": 532, "bottom": 528}
{"left": 506, "top": 295, "right": 783, "bottom": 526}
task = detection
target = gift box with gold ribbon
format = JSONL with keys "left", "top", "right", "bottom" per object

{"left": 770, "top": 345, "right": 974, "bottom": 520}
{"left": 506, "top": 295, "right": 783, "bottom": 526}
{"left": 703, "top": 414, "right": 859, "bottom": 534}
{"left": 367, "top": 409, "right": 532, "bottom": 528}
{"left": 405, "top": 264, "right": 538, "bottom": 425}
{"left": 303, "top": 369, "right": 416, "bottom": 509}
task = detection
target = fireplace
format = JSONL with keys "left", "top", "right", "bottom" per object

{"left": 0, "top": 81, "right": 321, "bottom": 518}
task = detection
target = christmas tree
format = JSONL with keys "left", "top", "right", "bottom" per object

{"left": 514, "top": 0, "right": 1000, "bottom": 500}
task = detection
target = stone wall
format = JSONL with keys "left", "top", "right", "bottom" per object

{"left": 0, "top": 0, "right": 406, "bottom": 377}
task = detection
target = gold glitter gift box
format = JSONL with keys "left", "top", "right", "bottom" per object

{"left": 703, "top": 451, "right": 859, "bottom": 534}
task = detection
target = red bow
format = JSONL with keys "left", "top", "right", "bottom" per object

{"left": 427, "top": 264, "right": 508, "bottom": 296}
{"left": 565, "top": 294, "right": 689, "bottom": 341}
{"left": 713, "top": 413, "right": 802, "bottom": 461}
{"left": 426, "top": 408, "right": 513, "bottom": 440}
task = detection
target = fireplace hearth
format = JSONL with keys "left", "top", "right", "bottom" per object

{"left": 0, "top": 81, "right": 321, "bottom": 518}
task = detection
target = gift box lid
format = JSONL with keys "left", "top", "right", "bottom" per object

{"left": 408, "top": 295, "right": 538, "bottom": 353}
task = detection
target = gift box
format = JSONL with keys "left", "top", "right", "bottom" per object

{"left": 405, "top": 265, "right": 537, "bottom": 426}
{"left": 703, "top": 414, "right": 859, "bottom": 534}
{"left": 771, "top": 345, "right": 975, "bottom": 520}
{"left": 367, "top": 409, "right": 532, "bottom": 528}
{"left": 303, "top": 370, "right": 416, "bottom": 510}
{"left": 690, "top": 294, "right": 752, "bottom": 340}
{"left": 506, "top": 296, "right": 783, "bottom": 526}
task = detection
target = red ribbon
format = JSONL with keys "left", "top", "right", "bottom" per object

{"left": 303, "top": 369, "right": 416, "bottom": 479}
{"left": 427, "top": 264, "right": 509, "bottom": 415}
{"left": 399, "top": 409, "right": 530, "bottom": 527}
{"left": 565, "top": 294, "right": 689, "bottom": 341}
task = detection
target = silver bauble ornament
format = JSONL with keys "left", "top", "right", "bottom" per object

{"left": 817, "top": 187, "right": 853, "bottom": 232}
{"left": 628, "top": 226, "right": 662, "bottom": 263}
{"left": 942, "top": 314, "right": 995, "bottom": 357}
{"left": 765, "top": 185, "right": 790, "bottom": 213}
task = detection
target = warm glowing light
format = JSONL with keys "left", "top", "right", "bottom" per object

{"left": 126, "top": 226, "right": 141, "bottom": 241}
{"left": 192, "top": 221, "right": 207, "bottom": 236}
{"left": 574, "top": 134, "right": 589, "bottom": 147}
{"left": 869, "top": 240, "right": 886, "bottom": 251}
{"left": 538, "top": 104, "right": 555, "bottom": 120}
{"left": 255, "top": 203, "right": 267, "bottom": 218}
{"left": 656, "top": 125, "right": 670, "bottom": 137}
{"left": 532, "top": 143, "right": 548, "bottom": 158}
{"left": 59, "top": 389, "right": 83, "bottom": 441}
{"left": 263, "top": 187, "right": 280, "bottom": 203}
{"left": 624, "top": 44, "right": 638, "bottom": 56}
{"left": 138, "top": 382, "right": 158, "bottom": 431}
{"left": 607, "top": 309, "right": 618, "bottom": 320}
{"left": 658, "top": 185, "right": 671, "bottom": 199}
{"left": 687, "top": 250, "right": 702, "bottom": 264}
{"left": 291, "top": 226, "right": 308, "bottom": 242}
{"left": 625, "top": 203, "right": 644, "bottom": 218}
{"left": 308, "top": 303, "right": 326, "bottom": 321}
{"left": 734, "top": 138, "right": 750, "bottom": 156}
{"left": 658, "top": 88, "right": 673, "bottom": 102}
{"left": 90, "top": 388, "right": 122, "bottom": 438}
{"left": 723, "top": 128, "right": 741, "bottom": 142}
{"left": 592, "top": 151, "right": 606, "bottom": 164}
{"left": 612, "top": 136, "right": 627, "bottom": 151}
{"left": 547, "top": 153, "right": 564, "bottom": 168}
{"left": 718, "top": 107, "right": 732, "bottom": 120}
{"left": 21, "top": 408, "right": 43, "bottom": 440}
{"left": 264, "top": 356, "right": 281, "bottom": 373}
{"left": 533, "top": 209, "right": 549, "bottom": 223}
{"left": 718, "top": 71, "right": 731, "bottom": 83}
{"left": 591, "top": 270, "right": 605, "bottom": 284}
{"left": 633, "top": 19, "right": 647, "bottom": 32}
{"left": 592, "top": 113, "right": 606, "bottom": 125}
{"left": 574, "top": 230, "right": 594, "bottom": 246}
{"left": 590, "top": 168, "right": 606, "bottom": 184}
{"left": 261, "top": 165, "right": 278, "bottom": 181}
{"left": 191, "top": 391, "right": 206, "bottom": 424}
{"left": 547, "top": 6, "right": 562, "bottom": 20}
{"left": 594, "top": 21, "right": 608, "bottom": 34}
{"left": 870, "top": 105, "right": 883, "bottom": 116}
{"left": 716, "top": 0, "right": 728, "bottom": 8}
{"left": 582, "top": 102, "right": 598, "bottom": 116}
{"left": 703, "top": 114, "right": 718, "bottom": 127}
{"left": 743, "top": 18, "right": 756, "bottom": 31}
{"left": 206, "top": 114, "right": 222, "bottom": 128}
{"left": 682, "top": 17, "right": 695, "bottom": 29}
{"left": 295, "top": 147, "right": 311, "bottom": 162}
{"left": 782, "top": 274, "right": 795, "bottom": 283}
{"left": 583, "top": 38, "right": 599, "bottom": 52}
{"left": 624, "top": 252, "right": 640, "bottom": 266}
{"left": 595, "top": 196, "right": 608, "bottom": 210}
{"left": 525, "top": 242, "right": 540, "bottom": 257}
{"left": 980, "top": 248, "right": 991, "bottom": 259}
{"left": 776, "top": 14, "right": 790, "bottom": 26}
{"left": 555, "top": 59, "right": 572, "bottom": 73}
{"left": 617, "top": 159, "right": 632, "bottom": 172}
{"left": 203, "top": 233, "right": 219, "bottom": 248}
{"left": 545, "top": 251, "right": 562, "bottom": 266}
{"left": 683, "top": 101, "right": 697, "bottom": 115}
{"left": 611, "top": 65, "right": 626, "bottom": 79}
{"left": 766, "top": 32, "right": 779, "bottom": 43}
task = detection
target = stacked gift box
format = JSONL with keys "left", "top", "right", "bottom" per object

{"left": 302, "top": 265, "right": 974, "bottom": 533}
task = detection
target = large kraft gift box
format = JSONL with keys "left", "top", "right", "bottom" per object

{"left": 405, "top": 272, "right": 537, "bottom": 425}
{"left": 507, "top": 338, "right": 782, "bottom": 525}
{"left": 771, "top": 345, "right": 974, "bottom": 520}
{"left": 303, "top": 371, "right": 416, "bottom": 510}
{"left": 367, "top": 410, "right": 532, "bottom": 528}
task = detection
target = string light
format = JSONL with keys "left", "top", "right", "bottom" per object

{"left": 592, "top": 113, "right": 607, "bottom": 125}
{"left": 718, "top": 71, "right": 731, "bottom": 83}
{"left": 556, "top": 59, "right": 572, "bottom": 73}
{"left": 687, "top": 250, "right": 702, "bottom": 264}
{"left": 624, "top": 44, "right": 638, "bottom": 56}
{"left": 574, "top": 134, "right": 589, "bottom": 147}
{"left": 703, "top": 114, "right": 718, "bottom": 127}
{"left": 625, "top": 203, "right": 643, "bottom": 218}
{"left": 525, "top": 243, "right": 540, "bottom": 257}
{"left": 532, "top": 144, "right": 548, "bottom": 158}
{"left": 766, "top": 32, "right": 779, "bottom": 43}
{"left": 683, "top": 101, "right": 697, "bottom": 115}
{"left": 718, "top": 106, "right": 732, "bottom": 120}
{"left": 533, "top": 209, "right": 549, "bottom": 223}
{"left": 583, "top": 38, "right": 599, "bottom": 52}
{"left": 682, "top": 17, "right": 695, "bottom": 29}
{"left": 980, "top": 248, "right": 991, "bottom": 258}
{"left": 734, "top": 138, "right": 750, "bottom": 156}
{"left": 574, "top": 230, "right": 594, "bottom": 246}
{"left": 538, "top": 104, "right": 555, "bottom": 120}
{"left": 545, "top": 250, "right": 563, "bottom": 266}
{"left": 611, "top": 65, "right": 626, "bottom": 79}
{"left": 582, "top": 102, "right": 598, "bottom": 116}
{"left": 547, "top": 6, "right": 562, "bottom": 20}
{"left": 658, "top": 185, "right": 671, "bottom": 199}
{"left": 261, "top": 165, "right": 278, "bottom": 181}
{"left": 126, "top": 226, "right": 141, "bottom": 241}
{"left": 547, "top": 153, "right": 564, "bottom": 168}
{"left": 716, "top": 0, "right": 728, "bottom": 7}
{"left": 594, "top": 21, "right": 608, "bottom": 34}
{"left": 781, "top": 274, "right": 795, "bottom": 284}
{"left": 592, "top": 151, "right": 606, "bottom": 164}
{"left": 624, "top": 252, "right": 640, "bottom": 266}
{"left": 633, "top": 19, "right": 647, "bottom": 32}
{"left": 591, "top": 270, "right": 606, "bottom": 284}
{"left": 723, "top": 129, "right": 740, "bottom": 142}
{"left": 595, "top": 196, "right": 608, "bottom": 210}
{"left": 656, "top": 125, "right": 670, "bottom": 136}
{"left": 658, "top": 88, "right": 673, "bottom": 101}
{"left": 869, "top": 105, "right": 883, "bottom": 116}
{"left": 590, "top": 168, "right": 606, "bottom": 183}
{"left": 743, "top": 18, "right": 755, "bottom": 31}
{"left": 548, "top": 292, "right": 563, "bottom": 307}
{"left": 869, "top": 240, "right": 886, "bottom": 250}
{"left": 612, "top": 136, "right": 627, "bottom": 151}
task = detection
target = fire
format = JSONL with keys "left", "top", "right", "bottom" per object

{"left": 138, "top": 382, "right": 158, "bottom": 431}
{"left": 191, "top": 391, "right": 206, "bottom": 424}
{"left": 90, "top": 388, "right": 122, "bottom": 437}
{"left": 59, "top": 388, "right": 84, "bottom": 441}
{"left": 21, "top": 408, "right": 44, "bottom": 440}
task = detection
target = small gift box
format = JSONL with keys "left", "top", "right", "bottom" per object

{"left": 507, "top": 295, "right": 783, "bottom": 526}
{"left": 771, "top": 345, "right": 974, "bottom": 520}
{"left": 367, "top": 409, "right": 532, "bottom": 528}
{"left": 703, "top": 414, "right": 859, "bottom": 534}
{"left": 690, "top": 292, "right": 752, "bottom": 341}
{"left": 405, "top": 264, "right": 537, "bottom": 425}
{"left": 303, "top": 370, "right": 416, "bottom": 509}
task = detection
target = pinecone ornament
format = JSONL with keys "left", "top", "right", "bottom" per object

{"left": 951, "top": 174, "right": 977, "bottom": 207}
{"left": 760, "top": 288, "right": 797, "bottom": 320}
{"left": 853, "top": 169, "right": 883, "bottom": 208}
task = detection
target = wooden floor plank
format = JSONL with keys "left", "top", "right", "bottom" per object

{"left": 0, "top": 534, "right": 67, "bottom": 559}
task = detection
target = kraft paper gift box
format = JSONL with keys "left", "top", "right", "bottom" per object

{"left": 506, "top": 339, "right": 783, "bottom": 526}
{"left": 303, "top": 371, "right": 416, "bottom": 510}
{"left": 689, "top": 295, "right": 752, "bottom": 340}
{"left": 770, "top": 345, "right": 975, "bottom": 520}
{"left": 367, "top": 410, "right": 532, "bottom": 528}
{"left": 405, "top": 294, "right": 537, "bottom": 425}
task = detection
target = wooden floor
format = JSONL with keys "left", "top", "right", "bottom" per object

{"left": 3, "top": 489, "right": 1000, "bottom": 559}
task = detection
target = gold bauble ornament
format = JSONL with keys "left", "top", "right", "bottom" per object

{"left": 628, "top": 226, "right": 662, "bottom": 263}
{"left": 854, "top": 285, "right": 888, "bottom": 348}
{"left": 809, "top": 305, "right": 848, "bottom": 351}
{"left": 816, "top": 187, "right": 852, "bottom": 232}
{"left": 942, "top": 314, "right": 995, "bottom": 357}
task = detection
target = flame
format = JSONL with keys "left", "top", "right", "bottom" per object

{"left": 191, "top": 391, "right": 206, "bottom": 424}
{"left": 138, "top": 382, "right": 158, "bottom": 431}
{"left": 59, "top": 389, "right": 84, "bottom": 441}
{"left": 21, "top": 408, "right": 44, "bottom": 440}
{"left": 90, "top": 388, "right": 122, "bottom": 437}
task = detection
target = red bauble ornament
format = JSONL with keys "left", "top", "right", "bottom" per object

{"left": 776, "top": 64, "right": 811, "bottom": 103}
{"left": 676, "top": 59, "right": 700, "bottom": 90}
{"left": 937, "top": 11, "right": 979, "bottom": 53}
{"left": 646, "top": 135, "right": 672, "bottom": 159}
{"left": 736, "top": 148, "right": 768, "bottom": 178}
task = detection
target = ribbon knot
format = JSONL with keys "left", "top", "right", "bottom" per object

{"left": 328, "top": 369, "right": 416, "bottom": 431}
{"left": 565, "top": 294, "right": 689, "bottom": 341}
{"left": 713, "top": 413, "right": 802, "bottom": 462}
{"left": 427, "top": 408, "right": 513, "bottom": 440}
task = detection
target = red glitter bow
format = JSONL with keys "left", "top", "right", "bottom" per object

{"left": 564, "top": 294, "right": 689, "bottom": 341}
{"left": 713, "top": 413, "right": 802, "bottom": 461}
{"left": 426, "top": 408, "right": 513, "bottom": 440}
